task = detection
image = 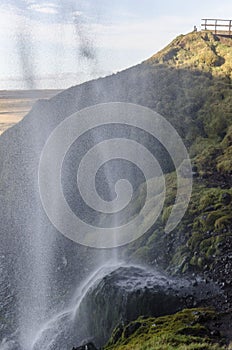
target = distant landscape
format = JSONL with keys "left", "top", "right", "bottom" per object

{"left": 0, "top": 90, "right": 61, "bottom": 134}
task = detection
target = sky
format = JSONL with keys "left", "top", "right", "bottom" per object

{"left": 0, "top": 0, "right": 232, "bottom": 89}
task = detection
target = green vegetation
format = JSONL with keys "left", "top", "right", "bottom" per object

{"left": 147, "top": 31, "right": 232, "bottom": 78}
{"left": 146, "top": 31, "right": 232, "bottom": 148}
{"left": 104, "top": 308, "right": 228, "bottom": 350}
{"left": 106, "top": 31, "right": 232, "bottom": 350}
{"left": 124, "top": 31, "right": 232, "bottom": 276}
{"left": 126, "top": 176, "right": 232, "bottom": 274}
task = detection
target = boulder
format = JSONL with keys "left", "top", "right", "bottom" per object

{"left": 74, "top": 265, "right": 222, "bottom": 348}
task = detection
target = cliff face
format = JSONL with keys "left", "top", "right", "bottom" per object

{"left": 0, "top": 31, "right": 231, "bottom": 347}
{"left": 121, "top": 32, "right": 232, "bottom": 285}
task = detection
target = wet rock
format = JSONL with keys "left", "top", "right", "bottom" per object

{"left": 192, "top": 165, "right": 198, "bottom": 173}
{"left": 124, "top": 322, "right": 142, "bottom": 338}
{"left": 204, "top": 205, "right": 215, "bottom": 212}
{"left": 221, "top": 192, "right": 231, "bottom": 205}
{"left": 108, "top": 324, "right": 124, "bottom": 345}
{"left": 74, "top": 266, "right": 222, "bottom": 348}
{"left": 210, "top": 329, "right": 221, "bottom": 337}
{"left": 72, "top": 343, "right": 97, "bottom": 350}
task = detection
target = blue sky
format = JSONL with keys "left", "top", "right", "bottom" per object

{"left": 0, "top": 0, "right": 232, "bottom": 89}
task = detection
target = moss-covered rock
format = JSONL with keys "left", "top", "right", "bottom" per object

{"left": 126, "top": 176, "right": 232, "bottom": 277}
{"left": 74, "top": 266, "right": 221, "bottom": 348}
{"left": 104, "top": 308, "right": 228, "bottom": 350}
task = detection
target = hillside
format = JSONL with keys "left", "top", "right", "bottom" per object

{"left": 0, "top": 31, "right": 231, "bottom": 349}
{"left": 148, "top": 31, "right": 232, "bottom": 75}
{"left": 105, "top": 31, "right": 232, "bottom": 350}
{"left": 125, "top": 31, "right": 232, "bottom": 278}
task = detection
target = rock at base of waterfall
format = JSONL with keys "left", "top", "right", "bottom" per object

{"left": 74, "top": 265, "right": 223, "bottom": 348}
{"left": 72, "top": 342, "right": 98, "bottom": 350}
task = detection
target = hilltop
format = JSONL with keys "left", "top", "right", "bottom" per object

{"left": 147, "top": 31, "right": 232, "bottom": 76}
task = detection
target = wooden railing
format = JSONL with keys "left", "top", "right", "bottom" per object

{"left": 201, "top": 19, "right": 232, "bottom": 37}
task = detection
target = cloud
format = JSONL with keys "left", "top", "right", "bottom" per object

{"left": 28, "top": 2, "right": 59, "bottom": 15}
{"left": 0, "top": 1, "right": 219, "bottom": 89}
{"left": 0, "top": 4, "right": 194, "bottom": 58}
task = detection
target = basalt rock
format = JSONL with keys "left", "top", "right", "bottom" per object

{"left": 74, "top": 265, "right": 223, "bottom": 348}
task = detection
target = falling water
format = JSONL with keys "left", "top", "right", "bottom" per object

{"left": 30, "top": 264, "right": 122, "bottom": 350}
{"left": 14, "top": 9, "right": 50, "bottom": 350}
{"left": 0, "top": 2, "right": 126, "bottom": 349}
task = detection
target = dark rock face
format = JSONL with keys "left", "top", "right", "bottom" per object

{"left": 72, "top": 343, "right": 97, "bottom": 350}
{"left": 221, "top": 192, "right": 231, "bottom": 205}
{"left": 74, "top": 266, "right": 222, "bottom": 348}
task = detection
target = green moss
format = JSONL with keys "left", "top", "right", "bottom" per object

{"left": 205, "top": 211, "right": 223, "bottom": 227}
{"left": 189, "top": 136, "right": 217, "bottom": 158}
{"left": 162, "top": 206, "right": 173, "bottom": 223}
{"left": 215, "top": 215, "right": 232, "bottom": 229}
{"left": 217, "top": 145, "right": 232, "bottom": 173}
{"left": 127, "top": 177, "right": 231, "bottom": 274}
{"left": 188, "top": 232, "right": 204, "bottom": 251}
{"left": 205, "top": 246, "right": 214, "bottom": 259}
{"left": 199, "top": 188, "right": 223, "bottom": 209}
{"left": 105, "top": 308, "right": 227, "bottom": 350}
{"left": 190, "top": 255, "right": 198, "bottom": 266}
{"left": 194, "top": 121, "right": 232, "bottom": 175}
{"left": 130, "top": 246, "right": 151, "bottom": 263}
{"left": 189, "top": 188, "right": 232, "bottom": 233}
{"left": 197, "top": 257, "right": 204, "bottom": 269}
{"left": 147, "top": 229, "right": 159, "bottom": 245}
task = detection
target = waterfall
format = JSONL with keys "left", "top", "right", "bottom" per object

{"left": 0, "top": 2, "right": 103, "bottom": 349}
{"left": 17, "top": 215, "right": 55, "bottom": 350}
{"left": 31, "top": 265, "right": 122, "bottom": 350}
